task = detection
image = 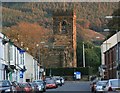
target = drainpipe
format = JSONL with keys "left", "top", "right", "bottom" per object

{"left": 8, "top": 42, "right": 13, "bottom": 81}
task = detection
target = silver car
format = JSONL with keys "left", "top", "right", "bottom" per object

{"left": 95, "top": 80, "right": 107, "bottom": 92}
{"left": 0, "top": 80, "right": 16, "bottom": 93}
{"left": 103, "top": 79, "right": 120, "bottom": 93}
{"left": 33, "top": 80, "right": 46, "bottom": 92}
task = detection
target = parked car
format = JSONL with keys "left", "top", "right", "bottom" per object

{"left": 95, "top": 80, "right": 107, "bottom": 93}
{"left": 52, "top": 76, "right": 62, "bottom": 86}
{"left": 28, "top": 82, "right": 39, "bottom": 93}
{"left": 18, "top": 83, "right": 26, "bottom": 93}
{"left": 33, "top": 80, "right": 46, "bottom": 92}
{"left": 0, "top": 80, "right": 16, "bottom": 93}
{"left": 60, "top": 77, "right": 65, "bottom": 85}
{"left": 45, "top": 79, "right": 58, "bottom": 89}
{"left": 20, "top": 82, "right": 32, "bottom": 93}
{"left": 103, "top": 79, "right": 120, "bottom": 93}
{"left": 90, "top": 78, "right": 100, "bottom": 92}
{"left": 90, "top": 82, "right": 96, "bottom": 93}
{"left": 12, "top": 81, "right": 24, "bottom": 93}
{"left": 45, "top": 77, "right": 51, "bottom": 81}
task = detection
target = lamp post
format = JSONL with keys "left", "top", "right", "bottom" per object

{"left": 36, "top": 41, "right": 45, "bottom": 80}
{"left": 36, "top": 44, "right": 40, "bottom": 64}
{"left": 83, "top": 42, "right": 85, "bottom": 67}
{"left": 36, "top": 41, "right": 45, "bottom": 65}
{"left": 36, "top": 43, "right": 42, "bottom": 80}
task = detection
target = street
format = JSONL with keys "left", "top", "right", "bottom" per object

{"left": 46, "top": 81, "right": 91, "bottom": 93}
{"left": 0, "top": 2, "right": 120, "bottom": 93}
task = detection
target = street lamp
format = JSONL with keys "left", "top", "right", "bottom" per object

{"left": 36, "top": 44, "right": 40, "bottom": 64}
{"left": 83, "top": 42, "right": 85, "bottom": 67}
{"left": 36, "top": 41, "right": 45, "bottom": 64}
{"left": 36, "top": 41, "right": 46, "bottom": 80}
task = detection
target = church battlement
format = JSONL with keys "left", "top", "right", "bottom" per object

{"left": 53, "top": 8, "right": 75, "bottom": 17}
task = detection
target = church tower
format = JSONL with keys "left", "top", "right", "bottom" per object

{"left": 52, "top": 8, "right": 77, "bottom": 67}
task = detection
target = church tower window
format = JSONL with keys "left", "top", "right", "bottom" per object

{"left": 60, "top": 20, "right": 67, "bottom": 34}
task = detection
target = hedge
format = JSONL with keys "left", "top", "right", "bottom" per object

{"left": 45, "top": 67, "right": 94, "bottom": 76}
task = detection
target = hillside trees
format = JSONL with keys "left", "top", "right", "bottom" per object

{"left": 1, "top": 2, "right": 117, "bottom": 71}
{"left": 2, "top": 2, "right": 118, "bottom": 31}
{"left": 2, "top": 22, "right": 51, "bottom": 56}
{"left": 77, "top": 41, "right": 101, "bottom": 73}
{"left": 106, "top": 2, "right": 120, "bottom": 36}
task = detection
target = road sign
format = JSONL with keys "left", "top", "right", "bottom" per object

{"left": 74, "top": 71, "right": 81, "bottom": 80}
{"left": 20, "top": 71, "right": 23, "bottom": 78}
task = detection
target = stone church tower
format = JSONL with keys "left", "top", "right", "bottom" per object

{"left": 52, "top": 9, "right": 77, "bottom": 67}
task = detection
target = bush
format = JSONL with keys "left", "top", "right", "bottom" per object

{"left": 45, "top": 67, "right": 94, "bottom": 77}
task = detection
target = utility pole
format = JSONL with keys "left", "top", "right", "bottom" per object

{"left": 83, "top": 42, "right": 85, "bottom": 67}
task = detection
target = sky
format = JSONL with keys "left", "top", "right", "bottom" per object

{"left": 0, "top": 0, "right": 120, "bottom": 2}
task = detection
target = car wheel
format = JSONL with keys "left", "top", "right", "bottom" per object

{"left": 43, "top": 89, "right": 46, "bottom": 92}
{"left": 1, "top": 91, "right": 5, "bottom": 93}
{"left": 60, "top": 84, "right": 62, "bottom": 86}
{"left": 91, "top": 88, "right": 94, "bottom": 92}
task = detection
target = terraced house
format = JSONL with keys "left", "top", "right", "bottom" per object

{"left": 0, "top": 33, "right": 43, "bottom": 82}
{"left": 101, "top": 31, "right": 120, "bottom": 79}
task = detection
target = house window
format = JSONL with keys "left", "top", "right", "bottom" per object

{"left": 20, "top": 54, "right": 24, "bottom": 65}
{"left": 10, "top": 45, "right": 13, "bottom": 61}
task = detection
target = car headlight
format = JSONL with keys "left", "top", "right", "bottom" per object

{"left": 41, "top": 84, "right": 44, "bottom": 88}
{"left": 39, "top": 86, "right": 42, "bottom": 90}
{"left": 5, "top": 89, "right": 11, "bottom": 92}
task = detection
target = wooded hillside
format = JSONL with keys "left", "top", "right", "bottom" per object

{"left": 2, "top": 2, "right": 118, "bottom": 55}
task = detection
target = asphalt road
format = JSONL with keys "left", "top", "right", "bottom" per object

{"left": 46, "top": 81, "right": 91, "bottom": 93}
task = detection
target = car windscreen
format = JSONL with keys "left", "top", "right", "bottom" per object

{"left": 110, "top": 80, "right": 120, "bottom": 87}
{"left": 0, "top": 81, "right": 10, "bottom": 87}
{"left": 35, "top": 82, "right": 44, "bottom": 86}
{"left": 46, "top": 80, "right": 55, "bottom": 84}
{"left": 22, "top": 83, "right": 30, "bottom": 87}
{"left": 29, "top": 83, "right": 34, "bottom": 87}
{"left": 34, "top": 81, "right": 43, "bottom": 84}
{"left": 96, "top": 81, "right": 107, "bottom": 86}
{"left": 33, "top": 80, "right": 43, "bottom": 83}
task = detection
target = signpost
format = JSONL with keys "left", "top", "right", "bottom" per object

{"left": 74, "top": 71, "right": 81, "bottom": 80}
{"left": 20, "top": 71, "right": 23, "bottom": 78}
